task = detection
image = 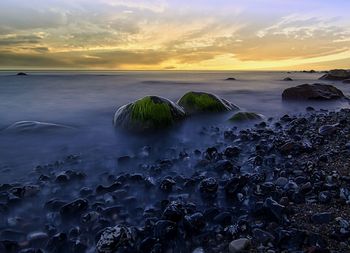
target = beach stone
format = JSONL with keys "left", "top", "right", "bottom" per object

{"left": 275, "top": 177, "right": 288, "bottom": 187}
{"left": 319, "top": 69, "right": 350, "bottom": 80}
{"left": 283, "top": 77, "right": 293, "bottom": 81}
{"left": 318, "top": 124, "right": 339, "bottom": 136}
{"left": 229, "top": 238, "right": 251, "bottom": 253}
{"left": 282, "top": 84, "right": 345, "bottom": 100}
{"left": 59, "top": 199, "right": 88, "bottom": 219}
{"left": 96, "top": 225, "right": 133, "bottom": 253}
{"left": 177, "top": 91, "right": 238, "bottom": 114}
{"left": 3, "top": 121, "right": 75, "bottom": 134}
{"left": 226, "top": 77, "right": 236, "bottom": 81}
{"left": 253, "top": 228, "right": 275, "bottom": 243}
{"left": 16, "top": 72, "right": 27, "bottom": 76}
{"left": 311, "top": 212, "right": 333, "bottom": 224}
{"left": 229, "top": 112, "right": 263, "bottom": 122}
{"left": 113, "top": 96, "right": 185, "bottom": 132}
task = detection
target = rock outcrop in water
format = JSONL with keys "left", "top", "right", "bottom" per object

{"left": 177, "top": 91, "right": 238, "bottom": 114}
{"left": 114, "top": 96, "right": 186, "bottom": 132}
{"left": 16, "top": 72, "right": 27, "bottom": 76}
{"left": 225, "top": 77, "right": 236, "bottom": 81}
{"left": 282, "top": 83, "right": 345, "bottom": 100}
{"left": 320, "top": 69, "right": 350, "bottom": 80}
{"left": 3, "top": 121, "right": 75, "bottom": 134}
{"left": 283, "top": 77, "right": 293, "bottom": 81}
{"left": 229, "top": 112, "right": 263, "bottom": 122}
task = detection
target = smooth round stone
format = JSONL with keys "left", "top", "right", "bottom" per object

{"left": 229, "top": 238, "right": 251, "bottom": 253}
{"left": 275, "top": 177, "right": 288, "bottom": 187}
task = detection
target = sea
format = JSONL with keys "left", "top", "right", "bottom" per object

{"left": 0, "top": 70, "right": 349, "bottom": 183}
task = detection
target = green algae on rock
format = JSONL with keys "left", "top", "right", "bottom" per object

{"left": 177, "top": 91, "right": 238, "bottom": 114}
{"left": 229, "top": 112, "right": 263, "bottom": 122}
{"left": 114, "top": 96, "right": 186, "bottom": 132}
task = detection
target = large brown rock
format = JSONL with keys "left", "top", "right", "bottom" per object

{"left": 282, "top": 83, "right": 345, "bottom": 100}
{"left": 319, "top": 69, "right": 350, "bottom": 80}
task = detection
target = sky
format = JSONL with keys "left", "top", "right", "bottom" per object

{"left": 0, "top": 0, "right": 349, "bottom": 70}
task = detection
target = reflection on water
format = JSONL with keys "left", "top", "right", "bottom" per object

{"left": 0, "top": 71, "right": 349, "bottom": 182}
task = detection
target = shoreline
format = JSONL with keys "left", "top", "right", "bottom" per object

{"left": 1, "top": 107, "right": 350, "bottom": 252}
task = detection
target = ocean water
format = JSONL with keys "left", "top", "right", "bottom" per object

{"left": 0, "top": 71, "right": 349, "bottom": 182}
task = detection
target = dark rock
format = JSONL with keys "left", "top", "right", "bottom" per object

{"left": 311, "top": 212, "right": 333, "bottom": 224}
{"left": 162, "top": 201, "right": 183, "bottom": 222}
{"left": 318, "top": 124, "right": 339, "bottom": 136}
{"left": 283, "top": 77, "right": 293, "bottom": 81}
{"left": 199, "top": 177, "right": 218, "bottom": 198}
{"left": 252, "top": 228, "right": 275, "bottom": 243}
{"left": 343, "top": 79, "right": 350, "bottom": 83}
{"left": 59, "top": 199, "right": 88, "bottom": 219}
{"left": 96, "top": 225, "right": 133, "bottom": 253}
{"left": 154, "top": 220, "right": 177, "bottom": 240}
{"left": 319, "top": 69, "right": 350, "bottom": 80}
{"left": 17, "top": 72, "right": 27, "bottom": 76}
{"left": 225, "top": 77, "right": 236, "bottom": 81}
{"left": 184, "top": 212, "right": 205, "bottom": 232}
{"left": 159, "top": 177, "right": 176, "bottom": 192}
{"left": 282, "top": 84, "right": 345, "bottom": 100}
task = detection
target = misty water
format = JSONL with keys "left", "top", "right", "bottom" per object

{"left": 0, "top": 71, "right": 349, "bottom": 183}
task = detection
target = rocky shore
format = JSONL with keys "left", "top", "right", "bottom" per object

{"left": 1, "top": 106, "right": 350, "bottom": 253}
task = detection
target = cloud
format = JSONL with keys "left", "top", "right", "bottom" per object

{"left": 0, "top": 0, "right": 349, "bottom": 70}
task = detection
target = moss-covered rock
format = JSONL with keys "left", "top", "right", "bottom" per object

{"left": 113, "top": 96, "right": 186, "bottom": 132}
{"left": 229, "top": 112, "right": 263, "bottom": 122}
{"left": 177, "top": 91, "right": 238, "bottom": 114}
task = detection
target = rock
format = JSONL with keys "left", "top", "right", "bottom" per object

{"left": 229, "top": 112, "right": 263, "bottom": 122}
{"left": 16, "top": 72, "right": 27, "bottom": 76}
{"left": 159, "top": 177, "right": 176, "bottom": 192}
{"left": 113, "top": 96, "right": 185, "bottom": 132}
{"left": 318, "top": 124, "right": 339, "bottom": 136}
{"left": 59, "top": 199, "right": 88, "bottom": 219}
{"left": 311, "top": 212, "right": 333, "bottom": 224}
{"left": 282, "top": 84, "right": 345, "bottom": 100}
{"left": 283, "top": 77, "right": 293, "bottom": 81}
{"left": 199, "top": 177, "right": 218, "bottom": 197}
{"left": 229, "top": 238, "right": 251, "bottom": 253}
{"left": 177, "top": 91, "right": 238, "bottom": 114}
{"left": 3, "top": 121, "right": 75, "bottom": 134}
{"left": 319, "top": 69, "right": 350, "bottom": 80}
{"left": 275, "top": 177, "right": 288, "bottom": 187}
{"left": 252, "top": 228, "right": 275, "bottom": 243}
{"left": 343, "top": 79, "right": 350, "bottom": 84}
{"left": 225, "top": 77, "right": 236, "bottom": 81}
{"left": 184, "top": 212, "right": 205, "bottom": 232}
{"left": 154, "top": 220, "right": 177, "bottom": 239}
{"left": 96, "top": 225, "right": 133, "bottom": 253}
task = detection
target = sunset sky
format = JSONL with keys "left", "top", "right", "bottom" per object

{"left": 0, "top": 0, "right": 349, "bottom": 70}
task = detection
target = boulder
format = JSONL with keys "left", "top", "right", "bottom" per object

{"left": 319, "top": 69, "right": 350, "bottom": 80}
{"left": 113, "top": 96, "right": 185, "bottom": 132}
{"left": 229, "top": 112, "right": 263, "bottom": 122}
{"left": 177, "top": 91, "right": 238, "bottom": 114}
{"left": 283, "top": 77, "right": 293, "bottom": 81}
{"left": 3, "top": 121, "right": 75, "bottom": 134}
{"left": 225, "top": 77, "right": 236, "bottom": 81}
{"left": 282, "top": 83, "right": 345, "bottom": 100}
{"left": 16, "top": 72, "right": 27, "bottom": 76}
